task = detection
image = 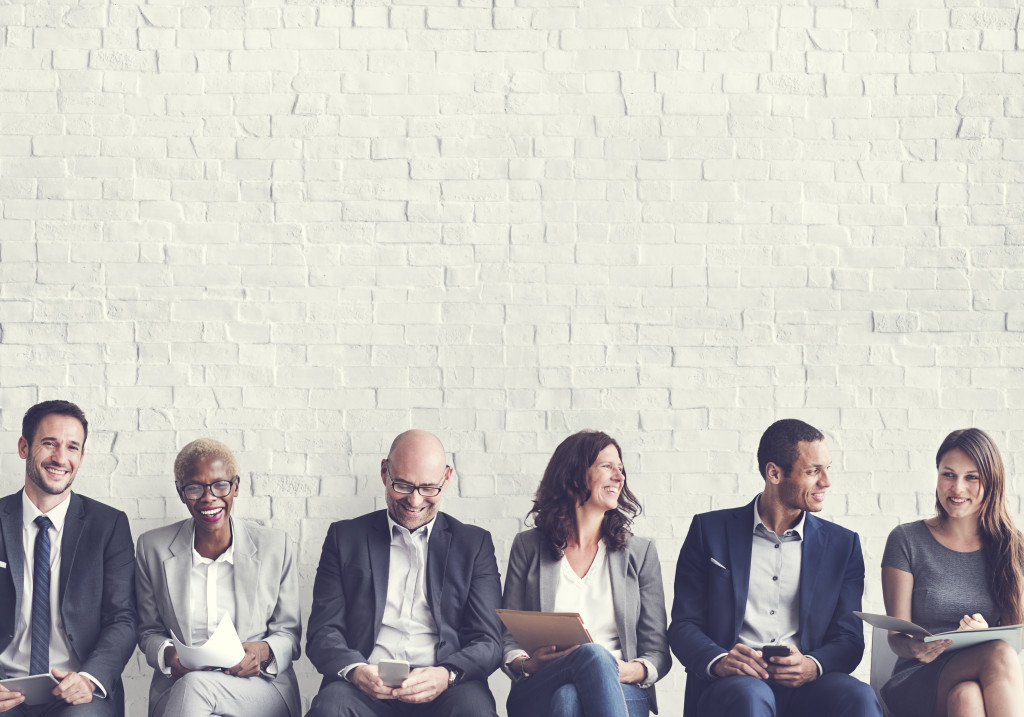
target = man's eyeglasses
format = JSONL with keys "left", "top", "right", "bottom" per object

{"left": 177, "top": 477, "right": 239, "bottom": 501}
{"left": 385, "top": 461, "right": 449, "bottom": 497}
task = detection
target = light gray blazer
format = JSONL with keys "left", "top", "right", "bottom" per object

{"left": 135, "top": 518, "right": 301, "bottom": 717}
{"left": 501, "top": 528, "right": 671, "bottom": 714}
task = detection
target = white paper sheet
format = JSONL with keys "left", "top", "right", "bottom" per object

{"left": 171, "top": 614, "right": 246, "bottom": 670}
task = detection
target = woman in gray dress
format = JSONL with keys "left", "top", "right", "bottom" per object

{"left": 881, "top": 428, "right": 1024, "bottom": 717}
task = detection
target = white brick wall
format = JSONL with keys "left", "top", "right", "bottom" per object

{"left": 2, "top": 0, "right": 1023, "bottom": 713}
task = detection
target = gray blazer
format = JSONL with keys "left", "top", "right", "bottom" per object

{"left": 501, "top": 528, "right": 671, "bottom": 714}
{"left": 135, "top": 518, "right": 301, "bottom": 717}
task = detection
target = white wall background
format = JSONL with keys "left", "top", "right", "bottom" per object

{"left": 2, "top": 0, "right": 1024, "bottom": 713}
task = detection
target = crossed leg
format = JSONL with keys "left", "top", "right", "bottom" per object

{"left": 933, "top": 640, "right": 1024, "bottom": 717}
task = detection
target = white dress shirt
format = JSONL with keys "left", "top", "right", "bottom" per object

{"left": 0, "top": 491, "right": 106, "bottom": 696}
{"left": 342, "top": 515, "right": 439, "bottom": 679}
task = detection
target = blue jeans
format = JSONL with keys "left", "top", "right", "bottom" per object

{"left": 507, "top": 644, "right": 651, "bottom": 717}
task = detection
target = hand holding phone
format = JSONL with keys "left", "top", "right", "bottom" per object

{"left": 761, "top": 645, "right": 790, "bottom": 659}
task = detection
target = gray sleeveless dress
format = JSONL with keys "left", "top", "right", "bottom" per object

{"left": 880, "top": 520, "right": 999, "bottom": 717}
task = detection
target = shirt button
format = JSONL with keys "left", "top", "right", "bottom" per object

{"left": 773, "top": 576, "right": 778, "bottom": 581}
{"left": 770, "top": 610, "right": 775, "bottom": 615}
{"left": 775, "top": 544, "right": 780, "bottom": 549}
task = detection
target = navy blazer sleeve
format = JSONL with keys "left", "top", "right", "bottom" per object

{"left": 804, "top": 531, "right": 866, "bottom": 675}
{"left": 668, "top": 513, "right": 730, "bottom": 678}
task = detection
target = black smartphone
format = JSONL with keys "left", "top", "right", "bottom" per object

{"left": 761, "top": 645, "right": 790, "bottom": 659}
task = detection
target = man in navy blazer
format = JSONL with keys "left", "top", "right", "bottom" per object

{"left": 306, "top": 430, "right": 502, "bottom": 717}
{"left": 669, "top": 419, "right": 881, "bottom": 717}
{"left": 0, "top": 400, "right": 136, "bottom": 716}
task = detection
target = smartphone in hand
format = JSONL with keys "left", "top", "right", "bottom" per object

{"left": 761, "top": 645, "right": 790, "bottom": 659}
{"left": 378, "top": 659, "right": 410, "bottom": 687}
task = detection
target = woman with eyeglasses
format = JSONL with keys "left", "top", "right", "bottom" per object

{"left": 880, "top": 428, "right": 1024, "bottom": 717}
{"left": 134, "top": 438, "right": 301, "bottom": 717}
{"left": 501, "top": 430, "right": 671, "bottom": 717}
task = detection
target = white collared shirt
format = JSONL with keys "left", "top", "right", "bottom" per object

{"left": 341, "top": 514, "right": 439, "bottom": 679}
{"left": 739, "top": 494, "right": 805, "bottom": 652}
{"left": 188, "top": 536, "right": 236, "bottom": 645}
{"left": 0, "top": 491, "right": 106, "bottom": 696}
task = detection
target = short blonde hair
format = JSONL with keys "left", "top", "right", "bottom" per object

{"left": 174, "top": 438, "right": 238, "bottom": 484}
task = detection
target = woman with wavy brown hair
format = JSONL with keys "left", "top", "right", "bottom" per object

{"left": 500, "top": 430, "right": 671, "bottom": 717}
{"left": 881, "top": 428, "right": 1024, "bottom": 717}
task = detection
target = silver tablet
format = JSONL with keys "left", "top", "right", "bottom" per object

{"left": 0, "top": 673, "right": 59, "bottom": 705}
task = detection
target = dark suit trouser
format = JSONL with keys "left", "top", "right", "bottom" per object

{"left": 696, "top": 673, "right": 883, "bottom": 717}
{"left": 306, "top": 679, "right": 496, "bottom": 717}
{"left": 10, "top": 699, "right": 119, "bottom": 717}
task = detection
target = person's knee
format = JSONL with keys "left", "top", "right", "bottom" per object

{"left": 549, "top": 684, "right": 583, "bottom": 717}
{"left": 170, "top": 670, "right": 219, "bottom": 704}
{"left": 307, "top": 681, "right": 365, "bottom": 717}
{"left": 569, "top": 643, "right": 617, "bottom": 670}
{"left": 698, "top": 676, "right": 774, "bottom": 717}
{"left": 839, "top": 680, "right": 882, "bottom": 716}
{"left": 946, "top": 680, "right": 983, "bottom": 715}
{"left": 437, "top": 680, "right": 497, "bottom": 717}
{"left": 979, "top": 639, "right": 1022, "bottom": 682}
{"left": 52, "top": 698, "right": 119, "bottom": 717}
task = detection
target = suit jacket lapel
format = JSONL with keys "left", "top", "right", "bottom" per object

{"left": 539, "top": 547, "right": 558, "bottom": 611}
{"left": 163, "top": 520, "right": 195, "bottom": 643}
{"left": 231, "top": 519, "right": 257, "bottom": 638}
{"left": 426, "top": 513, "right": 451, "bottom": 626}
{"left": 798, "top": 514, "right": 824, "bottom": 638}
{"left": 0, "top": 493, "right": 25, "bottom": 614}
{"left": 368, "top": 512, "right": 390, "bottom": 635}
{"left": 58, "top": 493, "right": 85, "bottom": 607}
{"left": 728, "top": 500, "right": 756, "bottom": 637}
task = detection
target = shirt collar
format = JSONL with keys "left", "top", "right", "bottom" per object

{"left": 21, "top": 489, "right": 72, "bottom": 533}
{"left": 386, "top": 512, "right": 436, "bottom": 542}
{"left": 189, "top": 525, "right": 235, "bottom": 566}
{"left": 752, "top": 493, "right": 805, "bottom": 539}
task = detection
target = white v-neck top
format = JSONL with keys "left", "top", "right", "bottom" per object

{"left": 553, "top": 541, "right": 622, "bottom": 659}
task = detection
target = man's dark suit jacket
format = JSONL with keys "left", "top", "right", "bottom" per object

{"left": 0, "top": 490, "right": 137, "bottom": 710}
{"left": 668, "top": 498, "right": 866, "bottom": 716}
{"left": 306, "top": 510, "right": 502, "bottom": 687}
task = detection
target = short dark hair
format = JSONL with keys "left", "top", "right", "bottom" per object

{"left": 757, "top": 419, "right": 824, "bottom": 479}
{"left": 22, "top": 400, "right": 89, "bottom": 447}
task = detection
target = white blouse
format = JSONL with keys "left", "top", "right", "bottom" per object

{"left": 553, "top": 541, "right": 622, "bottom": 660}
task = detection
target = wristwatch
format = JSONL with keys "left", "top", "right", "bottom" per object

{"left": 444, "top": 665, "right": 461, "bottom": 688}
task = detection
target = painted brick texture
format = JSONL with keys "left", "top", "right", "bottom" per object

{"left": 2, "top": 0, "right": 1024, "bottom": 713}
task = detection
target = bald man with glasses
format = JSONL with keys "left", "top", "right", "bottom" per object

{"left": 306, "top": 430, "right": 502, "bottom": 717}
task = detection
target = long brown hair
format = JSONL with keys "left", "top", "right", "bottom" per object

{"left": 528, "top": 430, "right": 642, "bottom": 559}
{"left": 935, "top": 428, "right": 1024, "bottom": 624}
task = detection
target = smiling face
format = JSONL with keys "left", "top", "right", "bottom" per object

{"left": 936, "top": 447, "right": 985, "bottom": 521}
{"left": 19, "top": 413, "right": 86, "bottom": 507}
{"left": 773, "top": 439, "right": 832, "bottom": 514}
{"left": 381, "top": 431, "right": 450, "bottom": 532}
{"left": 582, "top": 443, "right": 625, "bottom": 515}
{"left": 178, "top": 455, "right": 238, "bottom": 533}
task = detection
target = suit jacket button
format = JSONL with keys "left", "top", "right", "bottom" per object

{"left": 438, "top": 641, "right": 446, "bottom": 648}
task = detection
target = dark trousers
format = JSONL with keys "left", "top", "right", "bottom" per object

{"left": 695, "top": 672, "right": 883, "bottom": 717}
{"left": 305, "top": 679, "right": 497, "bottom": 717}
